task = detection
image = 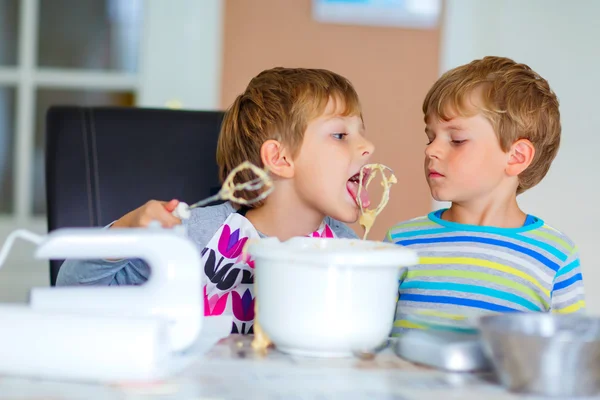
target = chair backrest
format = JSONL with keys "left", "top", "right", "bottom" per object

{"left": 45, "top": 106, "right": 225, "bottom": 285}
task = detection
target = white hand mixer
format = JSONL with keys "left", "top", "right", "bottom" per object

{"left": 0, "top": 223, "right": 226, "bottom": 383}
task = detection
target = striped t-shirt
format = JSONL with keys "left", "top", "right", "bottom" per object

{"left": 385, "top": 209, "right": 585, "bottom": 335}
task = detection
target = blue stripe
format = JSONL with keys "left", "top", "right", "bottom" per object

{"left": 553, "top": 273, "right": 583, "bottom": 291}
{"left": 400, "top": 293, "right": 520, "bottom": 312}
{"left": 508, "top": 234, "right": 568, "bottom": 262}
{"left": 390, "top": 227, "right": 568, "bottom": 261}
{"left": 390, "top": 227, "right": 451, "bottom": 239}
{"left": 394, "top": 236, "right": 561, "bottom": 272}
{"left": 427, "top": 209, "right": 544, "bottom": 234}
{"left": 556, "top": 259, "right": 580, "bottom": 278}
{"left": 401, "top": 281, "right": 541, "bottom": 311}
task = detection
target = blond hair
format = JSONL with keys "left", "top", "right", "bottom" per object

{"left": 423, "top": 56, "right": 561, "bottom": 194}
{"left": 216, "top": 67, "right": 361, "bottom": 205}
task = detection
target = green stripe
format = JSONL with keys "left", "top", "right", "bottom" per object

{"left": 402, "top": 316, "right": 479, "bottom": 334}
{"left": 393, "top": 220, "right": 437, "bottom": 229}
{"left": 529, "top": 229, "right": 573, "bottom": 254}
{"left": 405, "top": 269, "right": 549, "bottom": 309}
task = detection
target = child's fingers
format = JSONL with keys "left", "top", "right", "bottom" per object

{"left": 162, "top": 199, "right": 180, "bottom": 212}
{"left": 156, "top": 201, "right": 182, "bottom": 227}
{"left": 162, "top": 213, "right": 182, "bottom": 227}
{"left": 137, "top": 200, "right": 181, "bottom": 227}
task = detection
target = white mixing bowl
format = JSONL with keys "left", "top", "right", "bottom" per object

{"left": 246, "top": 237, "right": 419, "bottom": 357}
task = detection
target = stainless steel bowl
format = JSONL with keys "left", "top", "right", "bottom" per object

{"left": 479, "top": 313, "right": 600, "bottom": 397}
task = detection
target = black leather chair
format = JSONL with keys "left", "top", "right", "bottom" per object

{"left": 45, "top": 106, "right": 225, "bottom": 286}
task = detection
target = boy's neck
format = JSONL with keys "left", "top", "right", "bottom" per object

{"left": 443, "top": 195, "right": 527, "bottom": 228}
{"left": 244, "top": 189, "right": 326, "bottom": 241}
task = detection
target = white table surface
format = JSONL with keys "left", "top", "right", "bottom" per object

{"left": 0, "top": 334, "right": 594, "bottom": 400}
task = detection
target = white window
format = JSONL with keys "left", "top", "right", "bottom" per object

{"left": 0, "top": 0, "right": 223, "bottom": 300}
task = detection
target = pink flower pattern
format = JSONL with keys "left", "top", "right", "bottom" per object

{"left": 217, "top": 224, "right": 248, "bottom": 259}
{"left": 204, "top": 286, "right": 229, "bottom": 316}
{"left": 311, "top": 224, "right": 334, "bottom": 238}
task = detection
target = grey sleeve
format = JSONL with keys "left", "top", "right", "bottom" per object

{"left": 56, "top": 219, "right": 151, "bottom": 286}
{"left": 56, "top": 220, "right": 148, "bottom": 286}
{"left": 56, "top": 202, "right": 234, "bottom": 287}
{"left": 326, "top": 217, "right": 359, "bottom": 239}
{"left": 56, "top": 258, "right": 150, "bottom": 286}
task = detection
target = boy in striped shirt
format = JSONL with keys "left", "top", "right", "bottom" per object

{"left": 385, "top": 56, "right": 585, "bottom": 334}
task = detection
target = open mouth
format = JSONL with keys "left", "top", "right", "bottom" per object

{"left": 346, "top": 168, "right": 371, "bottom": 208}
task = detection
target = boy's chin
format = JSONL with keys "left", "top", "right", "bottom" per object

{"left": 330, "top": 205, "right": 360, "bottom": 224}
{"left": 430, "top": 190, "right": 450, "bottom": 203}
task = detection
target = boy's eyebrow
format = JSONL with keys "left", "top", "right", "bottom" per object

{"left": 446, "top": 124, "right": 464, "bottom": 131}
{"left": 324, "top": 114, "right": 365, "bottom": 132}
{"left": 425, "top": 124, "right": 463, "bottom": 134}
{"left": 322, "top": 115, "right": 347, "bottom": 124}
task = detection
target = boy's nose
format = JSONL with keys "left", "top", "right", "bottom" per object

{"left": 359, "top": 136, "right": 375, "bottom": 157}
{"left": 425, "top": 139, "right": 441, "bottom": 159}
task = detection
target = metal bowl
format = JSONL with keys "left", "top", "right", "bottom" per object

{"left": 479, "top": 313, "right": 600, "bottom": 397}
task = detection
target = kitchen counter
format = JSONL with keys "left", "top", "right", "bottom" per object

{"left": 0, "top": 334, "right": 590, "bottom": 399}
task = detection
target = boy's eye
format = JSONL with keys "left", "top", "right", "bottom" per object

{"left": 451, "top": 140, "right": 466, "bottom": 145}
{"left": 332, "top": 133, "right": 347, "bottom": 140}
{"left": 426, "top": 139, "right": 433, "bottom": 145}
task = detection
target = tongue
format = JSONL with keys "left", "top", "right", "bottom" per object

{"left": 346, "top": 181, "right": 371, "bottom": 208}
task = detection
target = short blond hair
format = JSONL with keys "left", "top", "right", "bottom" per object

{"left": 216, "top": 67, "right": 361, "bottom": 204}
{"left": 423, "top": 56, "right": 561, "bottom": 194}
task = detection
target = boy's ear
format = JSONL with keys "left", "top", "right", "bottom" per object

{"left": 506, "top": 139, "right": 535, "bottom": 177}
{"left": 260, "top": 139, "right": 294, "bottom": 179}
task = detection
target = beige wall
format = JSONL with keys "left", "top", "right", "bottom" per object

{"left": 221, "top": 0, "right": 440, "bottom": 239}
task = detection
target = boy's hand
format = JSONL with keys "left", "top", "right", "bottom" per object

{"left": 111, "top": 199, "right": 182, "bottom": 228}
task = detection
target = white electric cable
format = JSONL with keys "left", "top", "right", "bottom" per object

{"left": 0, "top": 230, "right": 45, "bottom": 270}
